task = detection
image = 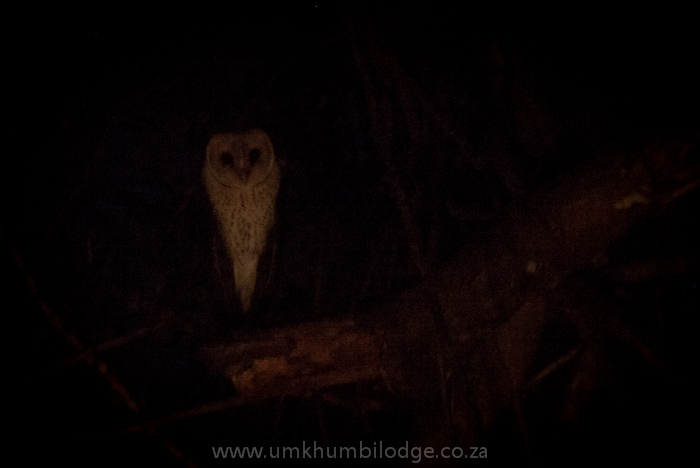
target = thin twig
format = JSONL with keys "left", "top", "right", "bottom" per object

{"left": 526, "top": 347, "right": 578, "bottom": 390}
{"left": 2, "top": 227, "right": 199, "bottom": 467}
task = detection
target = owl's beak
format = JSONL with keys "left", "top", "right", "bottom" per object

{"left": 239, "top": 168, "right": 251, "bottom": 183}
{"left": 235, "top": 155, "right": 251, "bottom": 183}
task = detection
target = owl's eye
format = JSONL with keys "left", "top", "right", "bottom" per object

{"left": 249, "top": 148, "right": 261, "bottom": 165}
{"left": 221, "top": 152, "right": 234, "bottom": 165}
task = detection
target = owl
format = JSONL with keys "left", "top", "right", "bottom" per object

{"left": 202, "top": 128, "right": 281, "bottom": 313}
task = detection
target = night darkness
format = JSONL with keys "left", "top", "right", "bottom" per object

{"left": 4, "top": 7, "right": 699, "bottom": 467}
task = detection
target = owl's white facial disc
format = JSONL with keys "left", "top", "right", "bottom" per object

{"left": 205, "top": 129, "right": 276, "bottom": 188}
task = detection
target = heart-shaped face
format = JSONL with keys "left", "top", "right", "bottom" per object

{"left": 205, "top": 128, "right": 276, "bottom": 187}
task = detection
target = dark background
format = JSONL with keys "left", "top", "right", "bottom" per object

{"left": 4, "top": 5, "right": 698, "bottom": 466}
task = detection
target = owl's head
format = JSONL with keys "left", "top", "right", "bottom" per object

{"left": 205, "top": 128, "right": 276, "bottom": 187}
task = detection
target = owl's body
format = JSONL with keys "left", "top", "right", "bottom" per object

{"left": 203, "top": 129, "right": 280, "bottom": 313}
